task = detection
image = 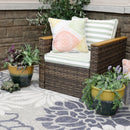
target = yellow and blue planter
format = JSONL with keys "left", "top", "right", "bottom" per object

{"left": 8, "top": 65, "right": 34, "bottom": 87}
{"left": 91, "top": 85, "right": 125, "bottom": 116}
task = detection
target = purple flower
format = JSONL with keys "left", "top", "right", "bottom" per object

{"left": 9, "top": 45, "right": 15, "bottom": 52}
{"left": 108, "top": 65, "right": 112, "bottom": 71}
{"left": 5, "top": 58, "right": 8, "bottom": 61}
{"left": 117, "top": 75, "right": 122, "bottom": 80}
{"left": 12, "top": 45, "right": 14, "bottom": 48}
{"left": 115, "top": 65, "right": 120, "bottom": 72}
{"left": 9, "top": 48, "right": 12, "bottom": 52}
{"left": 117, "top": 67, "right": 122, "bottom": 74}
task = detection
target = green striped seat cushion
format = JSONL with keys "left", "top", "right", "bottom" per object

{"left": 72, "top": 17, "right": 118, "bottom": 49}
{"left": 45, "top": 51, "right": 91, "bottom": 69}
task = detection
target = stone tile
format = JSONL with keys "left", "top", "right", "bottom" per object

{"left": 14, "top": 19, "right": 28, "bottom": 26}
{"left": 23, "top": 31, "right": 42, "bottom": 39}
{"left": 0, "top": 11, "right": 6, "bottom": 19}
{"left": 0, "top": 28, "right": 7, "bottom": 38}
{"left": 7, "top": 27, "right": 23, "bottom": 37}
{"left": 6, "top": 11, "right": 29, "bottom": 19}
{"left": 0, "top": 37, "right": 23, "bottom": 44}
{"left": 0, "top": 19, "right": 14, "bottom": 27}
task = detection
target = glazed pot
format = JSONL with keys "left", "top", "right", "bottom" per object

{"left": 8, "top": 65, "right": 34, "bottom": 87}
{"left": 91, "top": 85, "right": 125, "bottom": 116}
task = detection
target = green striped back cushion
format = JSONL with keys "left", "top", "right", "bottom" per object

{"left": 86, "top": 19, "right": 118, "bottom": 48}
{"left": 72, "top": 17, "right": 118, "bottom": 49}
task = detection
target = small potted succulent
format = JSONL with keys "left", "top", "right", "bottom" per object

{"left": 82, "top": 65, "right": 129, "bottom": 116}
{"left": 4, "top": 44, "right": 40, "bottom": 87}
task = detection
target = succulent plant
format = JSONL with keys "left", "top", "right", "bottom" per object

{"left": 1, "top": 81, "right": 20, "bottom": 93}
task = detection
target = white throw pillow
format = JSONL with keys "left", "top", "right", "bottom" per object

{"left": 48, "top": 18, "right": 88, "bottom": 53}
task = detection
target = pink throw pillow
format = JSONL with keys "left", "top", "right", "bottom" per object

{"left": 122, "top": 59, "right": 130, "bottom": 79}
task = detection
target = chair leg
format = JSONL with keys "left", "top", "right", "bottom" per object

{"left": 39, "top": 64, "right": 45, "bottom": 88}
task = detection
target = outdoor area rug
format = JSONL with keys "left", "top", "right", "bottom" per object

{"left": 0, "top": 66, "right": 130, "bottom": 130}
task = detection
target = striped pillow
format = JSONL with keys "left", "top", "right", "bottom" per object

{"left": 72, "top": 17, "right": 118, "bottom": 49}
{"left": 86, "top": 19, "right": 118, "bottom": 48}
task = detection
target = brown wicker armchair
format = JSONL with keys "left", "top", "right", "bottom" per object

{"left": 38, "top": 36, "right": 127, "bottom": 98}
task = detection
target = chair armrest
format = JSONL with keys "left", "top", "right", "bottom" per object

{"left": 39, "top": 36, "right": 53, "bottom": 54}
{"left": 38, "top": 36, "right": 53, "bottom": 87}
{"left": 90, "top": 36, "right": 127, "bottom": 75}
{"left": 91, "top": 36, "right": 127, "bottom": 47}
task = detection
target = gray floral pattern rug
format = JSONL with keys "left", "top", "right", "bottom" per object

{"left": 0, "top": 66, "right": 130, "bottom": 130}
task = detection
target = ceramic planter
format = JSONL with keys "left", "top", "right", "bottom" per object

{"left": 91, "top": 85, "right": 125, "bottom": 116}
{"left": 8, "top": 65, "right": 34, "bottom": 87}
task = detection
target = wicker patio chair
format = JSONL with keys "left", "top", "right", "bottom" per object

{"left": 38, "top": 36, "right": 127, "bottom": 98}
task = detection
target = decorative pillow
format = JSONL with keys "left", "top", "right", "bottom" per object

{"left": 48, "top": 18, "right": 88, "bottom": 53}
{"left": 72, "top": 16, "right": 118, "bottom": 49}
{"left": 122, "top": 59, "right": 130, "bottom": 79}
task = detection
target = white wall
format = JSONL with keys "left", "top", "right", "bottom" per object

{"left": 90, "top": 0, "right": 130, "bottom": 6}
{"left": 0, "top": 0, "right": 129, "bottom": 6}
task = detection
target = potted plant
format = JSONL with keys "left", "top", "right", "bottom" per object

{"left": 82, "top": 65, "right": 129, "bottom": 116}
{"left": 4, "top": 44, "right": 40, "bottom": 87}
{"left": 27, "top": 0, "right": 90, "bottom": 34}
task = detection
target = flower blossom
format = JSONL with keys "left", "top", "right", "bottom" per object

{"left": 108, "top": 65, "right": 112, "bottom": 71}
{"left": 117, "top": 67, "right": 122, "bottom": 74}
{"left": 115, "top": 65, "right": 120, "bottom": 72}
{"left": 117, "top": 75, "right": 122, "bottom": 80}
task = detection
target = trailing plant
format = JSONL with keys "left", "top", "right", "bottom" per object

{"left": 27, "top": 0, "right": 90, "bottom": 34}
{"left": 82, "top": 65, "right": 129, "bottom": 110}
{"left": 4, "top": 44, "right": 40, "bottom": 69}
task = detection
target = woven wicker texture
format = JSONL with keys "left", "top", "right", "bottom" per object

{"left": 39, "top": 36, "right": 127, "bottom": 98}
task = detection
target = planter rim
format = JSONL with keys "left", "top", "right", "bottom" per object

{"left": 8, "top": 64, "right": 34, "bottom": 75}
{"left": 92, "top": 84, "right": 125, "bottom": 92}
{"left": 8, "top": 64, "right": 33, "bottom": 68}
{"left": 91, "top": 84, "right": 125, "bottom": 101}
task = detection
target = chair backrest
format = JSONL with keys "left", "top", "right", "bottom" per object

{"left": 86, "top": 19, "right": 118, "bottom": 48}
{"left": 72, "top": 17, "right": 118, "bottom": 50}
